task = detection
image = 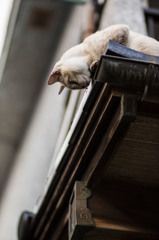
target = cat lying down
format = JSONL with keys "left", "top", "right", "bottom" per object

{"left": 48, "top": 24, "right": 159, "bottom": 94}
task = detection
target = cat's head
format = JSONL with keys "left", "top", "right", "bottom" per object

{"left": 48, "top": 58, "right": 91, "bottom": 94}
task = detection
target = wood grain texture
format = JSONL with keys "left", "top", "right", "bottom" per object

{"left": 104, "top": 114, "right": 159, "bottom": 186}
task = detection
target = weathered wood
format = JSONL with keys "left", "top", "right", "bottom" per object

{"left": 95, "top": 54, "right": 159, "bottom": 98}
{"left": 83, "top": 92, "right": 137, "bottom": 186}
{"left": 84, "top": 226, "right": 159, "bottom": 240}
{"left": 104, "top": 114, "right": 159, "bottom": 186}
{"left": 69, "top": 182, "right": 95, "bottom": 240}
{"left": 85, "top": 181, "right": 159, "bottom": 240}
{"left": 22, "top": 51, "right": 159, "bottom": 240}
{"left": 32, "top": 82, "right": 109, "bottom": 240}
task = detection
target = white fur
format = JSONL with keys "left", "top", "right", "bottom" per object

{"left": 49, "top": 24, "right": 159, "bottom": 91}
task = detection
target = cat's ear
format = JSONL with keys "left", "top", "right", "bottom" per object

{"left": 48, "top": 70, "right": 61, "bottom": 85}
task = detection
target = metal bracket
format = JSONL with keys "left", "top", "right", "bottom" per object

{"left": 69, "top": 181, "right": 95, "bottom": 240}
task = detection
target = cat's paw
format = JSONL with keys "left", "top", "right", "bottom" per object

{"left": 90, "top": 60, "right": 99, "bottom": 77}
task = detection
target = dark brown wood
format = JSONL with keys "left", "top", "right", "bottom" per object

{"left": 33, "top": 87, "right": 159, "bottom": 240}
{"left": 33, "top": 83, "right": 111, "bottom": 240}
{"left": 69, "top": 182, "right": 95, "bottom": 240}
{"left": 25, "top": 56, "right": 159, "bottom": 240}
{"left": 104, "top": 114, "right": 159, "bottom": 185}
{"left": 85, "top": 180, "right": 159, "bottom": 239}
{"left": 84, "top": 226, "right": 159, "bottom": 240}
{"left": 144, "top": 7, "right": 159, "bottom": 39}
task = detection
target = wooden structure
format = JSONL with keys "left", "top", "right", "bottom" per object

{"left": 18, "top": 49, "right": 159, "bottom": 240}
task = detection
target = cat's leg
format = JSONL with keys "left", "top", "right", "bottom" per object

{"left": 84, "top": 25, "right": 129, "bottom": 61}
{"left": 90, "top": 60, "right": 99, "bottom": 77}
{"left": 109, "top": 24, "right": 129, "bottom": 46}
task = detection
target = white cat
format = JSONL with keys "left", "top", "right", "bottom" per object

{"left": 48, "top": 24, "right": 159, "bottom": 94}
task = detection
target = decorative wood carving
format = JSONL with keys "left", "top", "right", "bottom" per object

{"left": 69, "top": 181, "right": 95, "bottom": 240}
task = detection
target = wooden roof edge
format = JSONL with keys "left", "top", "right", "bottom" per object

{"left": 25, "top": 91, "right": 139, "bottom": 239}
{"left": 95, "top": 55, "right": 159, "bottom": 102}
{"left": 18, "top": 53, "right": 159, "bottom": 240}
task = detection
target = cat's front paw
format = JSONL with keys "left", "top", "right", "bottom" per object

{"left": 90, "top": 60, "right": 99, "bottom": 77}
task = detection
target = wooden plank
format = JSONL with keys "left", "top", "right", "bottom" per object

{"left": 33, "top": 84, "right": 112, "bottom": 239}
{"left": 85, "top": 181, "right": 159, "bottom": 240}
{"left": 83, "top": 93, "right": 136, "bottom": 186}
{"left": 31, "top": 86, "right": 158, "bottom": 240}
{"left": 84, "top": 226, "right": 159, "bottom": 240}
{"left": 104, "top": 114, "right": 159, "bottom": 186}
{"left": 34, "top": 89, "right": 135, "bottom": 240}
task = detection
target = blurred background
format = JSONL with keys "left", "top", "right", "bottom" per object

{"left": 0, "top": 0, "right": 159, "bottom": 239}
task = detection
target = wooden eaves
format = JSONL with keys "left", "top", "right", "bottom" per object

{"left": 18, "top": 42, "right": 159, "bottom": 240}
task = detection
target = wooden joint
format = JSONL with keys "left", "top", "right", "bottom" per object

{"left": 69, "top": 181, "right": 95, "bottom": 240}
{"left": 120, "top": 94, "right": 137, "bottom": 122}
